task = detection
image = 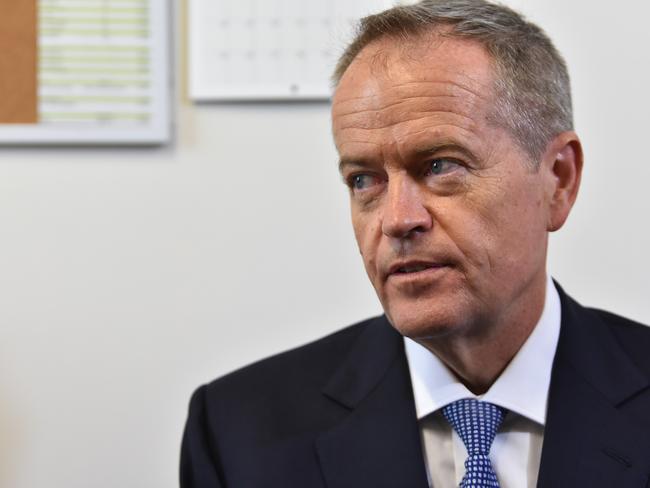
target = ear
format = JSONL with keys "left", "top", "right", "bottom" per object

{"left": 542, "top": 131, "right": 583, "bottom": 232}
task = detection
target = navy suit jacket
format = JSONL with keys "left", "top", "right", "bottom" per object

{"left": 180, "top": 285, "right": 650, "bottom": 487}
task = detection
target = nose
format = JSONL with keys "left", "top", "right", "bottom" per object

{"left": 381, "top": 174, "right": 433, "bottom": 239}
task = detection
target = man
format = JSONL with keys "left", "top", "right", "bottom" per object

{"left": 181, "top": 1, "right": 650, "bottom": 487}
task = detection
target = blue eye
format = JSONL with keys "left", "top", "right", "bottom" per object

{"left": 428, "top": 158, "right": 460, "bottom": 175}
{"left": 351, "top": 174, "right": 376, "bottom": 190}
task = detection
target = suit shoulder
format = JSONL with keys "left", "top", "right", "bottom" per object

{"left": 589, "top": 307, "right": 650, "bottom": 340}
{"left": 201, "top": 315, "right": 384, "bottom": 402}
{"left": 589, "top": 307, "right": 650, "bottom": 373}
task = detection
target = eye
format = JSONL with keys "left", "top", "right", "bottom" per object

{"left": 349, "top": 173, "right": 382, "bottom": 191}
{"left": 427, "top": 158, "right": 462, "bottom": 176}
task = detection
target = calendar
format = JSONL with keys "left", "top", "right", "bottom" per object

{"left": 188, "top": 0, "right": 397, "bottom": 101}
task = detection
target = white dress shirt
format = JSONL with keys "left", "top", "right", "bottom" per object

{"left": 404, "top": 276, "right": 561, "bottom": 488}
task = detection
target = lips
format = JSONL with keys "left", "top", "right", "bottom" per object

{"left": 387, "top": 261, "right": 447, "bottom": 277}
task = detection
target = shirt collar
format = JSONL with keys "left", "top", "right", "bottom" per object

{"left": 404, "top": 275, "right": 561, "bottom": 426}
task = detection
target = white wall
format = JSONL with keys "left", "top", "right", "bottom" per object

{"left": 0, "top": 1, "right": 648, "bottom": 487}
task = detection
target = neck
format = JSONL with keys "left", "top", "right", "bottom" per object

{"left": 417, "top": 273, "right": 548, "bottom": 395}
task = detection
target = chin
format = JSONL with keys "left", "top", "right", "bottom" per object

{"left": 384, "top": 304, "right": 464, "bottom": 341}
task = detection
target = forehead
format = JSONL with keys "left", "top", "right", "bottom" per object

{"left": 332, "top": 35, "right": 497, "bottom": 142}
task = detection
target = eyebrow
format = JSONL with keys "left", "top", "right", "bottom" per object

{"left": 338, "top": 158, "right": 372, "bottom": 174}
{"left": 338, "top": 141, "right": 480, "bottom": 173}
{"left": 413, "top": 141, "right": 480, "bottom": 163}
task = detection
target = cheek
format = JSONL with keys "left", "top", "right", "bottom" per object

{"left": 442, "top": 181, "right": 547, "bottom": 269}
{"left": 504, "top": 179, "right": 549, "bottom": 241}
{"left": 475, "top": 183, "right": 548, "bottom": 266}
{"left": 351, "top": 211, "right": 381, "bottom": 276}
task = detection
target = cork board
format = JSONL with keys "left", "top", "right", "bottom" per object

{"left": 0, "top": 0, "right": 171, "bottom": 145}
{"left": 0, "top": 0, "right": 38, "bottom": 123}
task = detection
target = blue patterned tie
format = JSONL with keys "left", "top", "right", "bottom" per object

{"left": 442, "top": 398, "right": 506, "bottom": 488}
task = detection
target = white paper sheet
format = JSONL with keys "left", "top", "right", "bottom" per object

{"left": 189, "top": 0, "right": 396, "bottom": 101}
{"left": 0, "top": 0, "right": 171, "bottom": 145}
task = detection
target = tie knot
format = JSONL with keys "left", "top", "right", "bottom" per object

{"left": 442, "top": 398, "right": 506, "bottom": 456}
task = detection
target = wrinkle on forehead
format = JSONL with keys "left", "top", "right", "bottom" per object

{"left": 334, "top": 76, "right": 491, "bottom": 114}
{"left": 332, "top": 34, "right": 497, "bottom": 121}
{"left": 332, "top": 35, "right": 503, "bottom": 165}
{"left": 333, "top": 83, "right": 486, "bottom": 124}
{"left": 336, "top": 122, "right": 482, "bottom": 160}
{"left": 334, "top": 94, "right": 482, "bottom": 133}
{"left": 337, "top": 110, "right": 482, "bottom": 144}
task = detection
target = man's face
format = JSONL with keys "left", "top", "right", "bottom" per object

{"left": 332, "top": 35, "right": 555, "bottom": 341}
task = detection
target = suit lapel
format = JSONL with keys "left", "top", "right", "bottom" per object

{"left": 538, "top": 286, "right": 650, "bottom": 487}
{"left": 315, "top": 316, "right": 429, "bottom": 488}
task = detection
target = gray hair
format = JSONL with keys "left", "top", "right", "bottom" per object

{"left": 333, "top": 0, "right": 573, "bottom": 164}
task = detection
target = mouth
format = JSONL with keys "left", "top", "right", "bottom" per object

{"left": 387, "top": 261, "right": 448, "bottom": 277}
